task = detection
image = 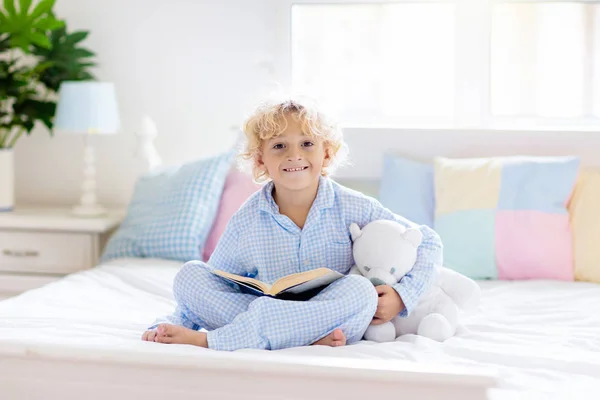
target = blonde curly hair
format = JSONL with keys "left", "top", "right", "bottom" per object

{"left": 239, "top": 97, "right": 348, "bottom": 183}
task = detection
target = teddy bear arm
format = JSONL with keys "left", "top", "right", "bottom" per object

{"left": 439, "top": 267, "right": 481, "bottom": 310}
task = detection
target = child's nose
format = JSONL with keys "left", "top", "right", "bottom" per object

{"left": 286, "top": 147, "right": 303, "bottom": 160}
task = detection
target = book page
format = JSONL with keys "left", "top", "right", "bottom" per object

{"left": 270, "top": 268, "right": 344, "bottom": 295}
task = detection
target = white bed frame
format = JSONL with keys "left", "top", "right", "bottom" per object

{"left": 0, "top": 117, "right": 499, "bottom": 400}
{"left": 1, "top": 341, "right": 497, "bottom": 400}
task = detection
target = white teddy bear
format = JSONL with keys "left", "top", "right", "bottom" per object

{"left": 349, "top": 220, "right": 481, "bottom": 342}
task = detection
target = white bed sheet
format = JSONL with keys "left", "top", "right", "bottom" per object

{"left": 0, "top": 258, "right": 599, "bottom": 399}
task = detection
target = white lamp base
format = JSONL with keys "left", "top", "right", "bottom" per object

{"left": 71, "top": 204, "right": 107, "bottom": 217}
{"left": 72, "top": 136, "right": 107, "bottom": 218}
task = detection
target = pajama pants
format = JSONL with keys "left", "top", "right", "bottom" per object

{"left": 151, "top": 260, "right": 378, "bottom": 351}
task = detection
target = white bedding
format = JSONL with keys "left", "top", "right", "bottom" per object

{"left": 0, "top": 258, "right": 599, "bottom": 399}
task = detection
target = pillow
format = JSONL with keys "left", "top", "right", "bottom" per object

{"left": 568, "top": 168, "right": 600, "bottom": 284}
{"left": 434, "top": 156, "right": 580, "bottom": 280}
{"left": 101, "top": 150, "right": 234, "bottom": 263}
{"left": 202, "top": 169, "right": 261, "bottom": 261}
{"left": 379, "top": 154, "right": 434, "bottom": 227}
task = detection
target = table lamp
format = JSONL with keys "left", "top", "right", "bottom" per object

{"left": 54, "top": 81, "right": 120, "bottom": 217}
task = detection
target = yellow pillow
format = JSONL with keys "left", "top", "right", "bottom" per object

{"left": 569, "top": 168, "right": 600, "bottom": 283}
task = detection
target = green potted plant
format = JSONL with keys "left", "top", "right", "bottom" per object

{"left": 0, "top": 0, "right": 96, "bottom": 211}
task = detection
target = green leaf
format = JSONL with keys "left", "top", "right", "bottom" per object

{"left": 19, "top": 0, "right": 33, "bottom": 15}
{"left": 0, "top": 75, "right": 29, "bottom": 98}
{"left": 70, "top": 48, "right": 95, "bottom": 58}
{"left": 0, "top": 0, "right": 61, "bottom": 52}
{"left": 1, "top": 13, "right": 96, "bottom": 140}
{"left": 32, "top": 25, "right": 97, "bottom": 92}
{"left": 13, "top": 99, "right": 56, "bottom": 129}
{"left": 28, "top": 31, "right": 51, "bottom": 48}
{"left": 33, "top": 60, "right": 54, "bottom": 73}
{"left": 22, "top": 118, "right": 35, "bottom": 132}
{"left": 29, "top": 0, "right": 55, "bottom": 21}
{"left": 16, "top": 88, "right": 38, "bottom": 103}
{"left": 10, "top": 36, "right": 29, "bottom": 51}
{"left": 65, "top": 30, "right": 88, "bottom": 45}
{"left": 36, "top": 17, "right": 64, "bottom": 31}
{"left": 0, "top": 35, "right": 9, "bottom": 51}
{"left": 0, "top": 11, "right": 8, "bottom": 27}
{"left": 4, "top": 0, "right": 17, "bottom": 18}
{"left": 49, "top": 25, "right": 65, "bottom": 41}
{"left": 78, "top": 71, "right": 94, "bottom": 80}
{"left": 77, "top": 62, "right": 96, "bottom": 69}
{"left": 41, "top": 116, "right": 53, "bottom": 131}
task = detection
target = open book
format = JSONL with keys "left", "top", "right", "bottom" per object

{"left": 210, "top": 268, "right": 344, "bottom": 301}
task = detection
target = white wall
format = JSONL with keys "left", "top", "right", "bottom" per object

{"left": 14, "top": 0, "right": 277, "bottom": 207}
{"left": 13, "top": 0, "right": 600, "bottom": 207}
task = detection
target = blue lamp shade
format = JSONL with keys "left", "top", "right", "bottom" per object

{"left": 54, "top": 81, "right": 120, "bottom": 135}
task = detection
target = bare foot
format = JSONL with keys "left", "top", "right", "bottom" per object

{"left": 141, "top": 324, "right": 208, "bottom": 347}
{"left": 312, "top": 328, "right": 346, "bottom": 347}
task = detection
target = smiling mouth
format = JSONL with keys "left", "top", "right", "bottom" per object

{"left": 283, "top": 166, "right": 309, "bottom": 172}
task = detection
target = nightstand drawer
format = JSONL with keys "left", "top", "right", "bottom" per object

{"left": 0, "top": 231, "right": 93, "bottom": 274}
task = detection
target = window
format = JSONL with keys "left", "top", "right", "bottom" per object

{"left": 291, "top": 3, "right": 455, "bottom": 126}
{"left": 283, "top": 0, "right": 600, "bottom": 130}
{"left": 492, "top": 2, "right": 600, "bottom": 119}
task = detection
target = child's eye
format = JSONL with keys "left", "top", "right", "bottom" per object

{"left": 302, "top": 141, "right": 314, "bottom": 147}
{"left": 273, "top": 143, "right": 285, "bottom": 150}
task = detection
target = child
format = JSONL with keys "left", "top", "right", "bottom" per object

{"left": 141, "top": 97, "right": 443, "bottom": 351}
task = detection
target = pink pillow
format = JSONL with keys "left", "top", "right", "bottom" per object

{"left": 202, "top": 169, "right": 261, "bottom": 261}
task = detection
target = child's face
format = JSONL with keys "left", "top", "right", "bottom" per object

{"left": 257, "top": 113, "right": 331, "bottom": 193}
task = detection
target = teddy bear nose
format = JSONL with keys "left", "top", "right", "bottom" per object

{"left": 370, "top": 277, "right": 385, "bottom": 286}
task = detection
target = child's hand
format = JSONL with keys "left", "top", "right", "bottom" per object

{"left": 371, "top": 285, "right": 405, "bottom": 325}
{"left": 142, "top": 328, "right": 159, "bottom": 342}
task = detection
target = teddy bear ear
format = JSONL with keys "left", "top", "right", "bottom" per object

{"left": 403, "top": 228, "right": 423, "bottom": 247}
{"left": 350, "top": 223, "right": 362, "bottom": 242}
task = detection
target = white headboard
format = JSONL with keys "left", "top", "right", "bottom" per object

{"left": 333, "top": 126, "right": 600, "bottom": 198}
{"left": 134, "top": 118, "right": 600, "bottom": 199}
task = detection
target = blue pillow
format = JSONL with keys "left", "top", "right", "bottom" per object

{"left": 101, "top": 150, "right": 234, "bottom": 263}
{"left": 378, "top": 154, "right": 434, "bottom": 227}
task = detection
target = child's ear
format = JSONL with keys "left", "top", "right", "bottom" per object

{"left": 255, "top": 152, "right": 266, "bottom": 171}
{"left": 323, "top": 145, "right": 333, "bottom": 167}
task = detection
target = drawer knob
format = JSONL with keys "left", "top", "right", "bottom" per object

{"left": 3, "top": 249, "right": 39, "bottom": 258}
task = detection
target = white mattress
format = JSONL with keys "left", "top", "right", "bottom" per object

{"left": 0, "top": 258, "right": 599, "bottom": 399}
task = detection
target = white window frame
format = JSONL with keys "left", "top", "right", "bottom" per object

{"left": 275, "top": 0, "right": 600, "bottom": 131}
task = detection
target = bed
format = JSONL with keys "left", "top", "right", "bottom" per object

{"left": 2, "top": 127, "right": 599, "bottom": 400}
{"left": 0, "top": 257, "right": 599, "bottom": 400}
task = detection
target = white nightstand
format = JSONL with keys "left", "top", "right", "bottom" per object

{"left": 0, "top": 207, "right": 123, "bottom": 300}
